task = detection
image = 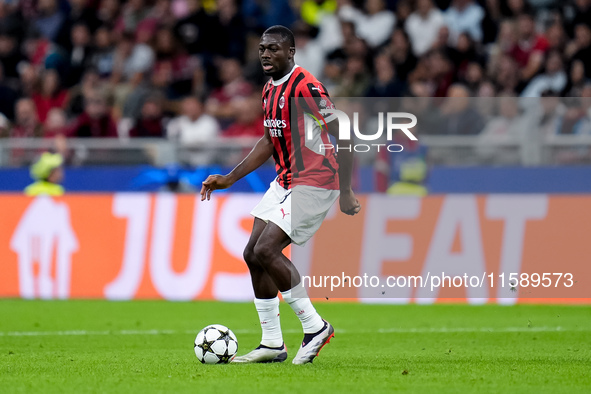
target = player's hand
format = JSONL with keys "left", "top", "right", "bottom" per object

{"left": 339, "top": 188, "right": 361, "bottom": 216}
{"left": 200, "top": 174, "right": 234, "bottom": 201}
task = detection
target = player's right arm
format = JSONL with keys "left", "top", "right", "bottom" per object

{"left": 200, "top": 127, "right": 273, "bottom": 201}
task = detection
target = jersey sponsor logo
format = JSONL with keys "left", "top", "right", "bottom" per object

{"left": 263, "top": 119, "right": 287, "bottom": 128}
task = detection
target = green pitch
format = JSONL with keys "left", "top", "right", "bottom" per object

{"left": 1, "top": 300, "right": 590, "bottom": 393}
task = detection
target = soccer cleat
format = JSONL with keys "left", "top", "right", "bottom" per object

{"left": 231, "top": 343, "right": 287, "bottom": 364}
{"left": 292, "top": 320, "right": 334, "bottom": 365}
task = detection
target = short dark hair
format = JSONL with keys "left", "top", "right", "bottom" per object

{"left": 262, "top": 25, "right": 295, "bottom": 48}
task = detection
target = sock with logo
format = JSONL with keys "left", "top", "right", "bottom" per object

{"left": 254, "top": 297, "right": 284, "bottom": 348}
{"left": 281, "top": 286, "right": 324, "bottom": 334}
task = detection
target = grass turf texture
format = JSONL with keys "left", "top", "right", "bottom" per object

{"left": 1, "top": 301, "right": 590, "bottom": 393}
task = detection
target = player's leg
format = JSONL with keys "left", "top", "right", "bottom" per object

{"left": 243, "top": 218, "right": 279, "bottom": 299}
{"left": 232, "top": 218, "right": 286, "bottom": 363}
{"left": 253, "top": 222, "right": 333, "bottom": 364}
{"left": 251, "top": 221, "right": 297, "bottom": 292}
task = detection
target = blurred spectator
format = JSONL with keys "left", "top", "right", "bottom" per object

{"left": 65, "top": 23, "right": 94, "bottom": 87}
{"left": 0, "top": 113, "right": 9, "bottom": 137}
{"left": 522, "top": 91, "right": 564, "bottom": 138}
{"left": 520, "top": 51, "right": 567, "bottom": 97}
{"left": 174, "top": 0, "right": 223, "bottom": 56}
{"left": 462, "top": 62, "right": 485, "bottom": 94}
{"left": 167, "top": 96, "right": 220, "bottom": 145}
{"left": 569, "top": 23, "right": 591, "bottom": 80}
{"left": 25, "top": 152, "right": 65, "bottom": 196}
{"left": 114, "top": 0, "right": 153, "bottom": 35}
{"left": 44, "top": 108, "right": 68, "bottom": 137}
{"left": 321, "top": 55, "right": 344, "bottom": 92}
{"left": 447, "top": 32, "right": 484, "bottom": 79}
{"left": 479, "top": 96, "right": 527, "bottom": 145}
{"left": 111, "top": 32, "right": 154, "bottom": 85}
{"left": 206, "top": 58, "right": 253, "bottom": 123}
{"left": 438, "top": 84, "right": 485, "bottom": 134}
{"left": 386, "top": 28, "right": 417, "bottom": 82}
{"left": 67, "top": 68, "right": 101, "bottom": 117}
{"left": 18, "top": 63, "right": 41, "bottom": 98}
{"left": 218, "top": 0, "right": 247, "bottom": 60}
{"left": 365, "top": 52, "right": 405, "bottom": 97}
{"left": 553, "top": 86, "right": 591, "bottom": 138}
{"left": 223, "top": 95, "right": 264, "bottom": 138}
{"left": 301, "top": 0, "right": 336, "bottom": 27}
{"left": 444, "top": 0, "right": 484, "bottom": 44}
{"left": 386, "top": 158, "right": 428, "bottom": 196}
{"left": 339, "top": 0, "right": 396, "bottom": 48}
{"left": 509, "top": 12, "right": 548, "bottom": 82}
{"left": 500, "top": 0, "right": 532, "bottom": 18}
{"left": 129, "top": 93, "right": 167, "bottom": 138}
{"left": 97, "top": 0, "right": 121, "bottom": 26}
{"left": 564, "top": 0, "right": 591, "bottom": 38}
{"left": 395, "top": 0, "right": 412, "bottom": 28}
{"left": 293, "top": 22, "right": 325, "bottom": 79}
{"left": 34, "top": 0, "right": 66, "bottom": 42}
{"left": 0, "top": 63, "right": 19, "bottom": 120}
{"left": 405, "top": 0, "right": 445, "bottom": 57}
{"left": 475, "top": 80, "right": 497, "bottom": 120}
{"left": 241, "top": 0, "right": 296, "bottom": 32}
{"left": 90, "top": 26, "right": 116, "bottom": 78}
{"left": 491, "top": 54, "right": 520, "bottom": 95}
{"left": 68, "top": 89, "right": 118, "bottom": 137}
{"left": 56, "top": 0, "right": 100, "bottom": 50}
{"left": 0, "top": 31, "right": 25, "bottom": 80}
{"left": 32, "top": 69, "right": 69, "bottom": 123}
{"left": 11, "top": 98, "right": 44, "bottom": 138}
{"left": 487, "top": 19, "right": 517, "bottom": 77}
{"left": 334, "top": 55, "right": 371, "bottom": 97}
{"left": 425, "top": 50, "right": 454, "bottom": 97}
{"left": 545, "top": 23, "right": 566, "bottom": 53}
{"left": 562, "top": 60, "right": 586, "bottom": 97}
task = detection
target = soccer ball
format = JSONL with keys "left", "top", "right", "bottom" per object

{"left": 194, "top": 324, "right": 238, "bottom": 364}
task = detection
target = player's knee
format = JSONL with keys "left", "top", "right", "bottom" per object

{"left": 243, "top": 245, "right": 260, "bottom": 268}
{"left": 252, "top": 241, "right": 276, "bottom": 265}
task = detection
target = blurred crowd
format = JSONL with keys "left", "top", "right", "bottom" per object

{"left": 0, "top": 0, "right": 591, "bottom": 144}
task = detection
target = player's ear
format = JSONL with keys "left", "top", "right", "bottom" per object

{"left": 289, "top": 46, "right": 295, "bottom": 59}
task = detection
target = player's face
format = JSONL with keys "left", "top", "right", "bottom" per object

{"left": 259, "top": 34, "right": 294, "bottom": 78}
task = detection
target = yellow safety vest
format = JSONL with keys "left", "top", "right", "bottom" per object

{"left": 387, "top": 182, "right": 427, "bottom": 197}
{"left": 24, "top": 181, "right": 65, "bottom": 197}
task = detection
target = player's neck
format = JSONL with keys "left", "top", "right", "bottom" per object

{"left": 272, "top": 64, "right": 298, "bottom": 86}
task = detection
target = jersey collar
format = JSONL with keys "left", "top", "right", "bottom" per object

{"left": 271, "top": 64, "right": 299, "bottom": 86}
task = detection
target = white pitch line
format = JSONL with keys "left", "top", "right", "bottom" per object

{"left": 0, "top": 326, "right": 588, "bottom": 337}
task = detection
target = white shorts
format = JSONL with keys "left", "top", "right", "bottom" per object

{"left": 250, "top": 180, "right": 340, "bottom": 246}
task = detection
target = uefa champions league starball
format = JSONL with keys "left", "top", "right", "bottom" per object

{"left": 194, "top": 324, "right": 238, "bottom": 364}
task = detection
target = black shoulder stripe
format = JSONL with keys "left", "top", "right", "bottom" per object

{"left": 287, "top": 72, "right": 307, "bottom": 179}
{"left": 275, "top": 79, "right": 292, "bottom": 187}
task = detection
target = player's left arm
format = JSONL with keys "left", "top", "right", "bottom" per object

{"left": 302, "top": 83, "right": 361, "bottom": 215}
{"left": 326, "top": 119, "right": 361, "bottom": 216}
{"left": 301, "top": 82, "right": 361, "bottom": 215}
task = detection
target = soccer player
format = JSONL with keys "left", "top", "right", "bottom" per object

{"left": 200, "top": 25, "right": 361, "bottom": 364}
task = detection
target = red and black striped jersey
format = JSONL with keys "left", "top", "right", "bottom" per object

{"left": 261, "top": 66, "right": 339, "bottom": 190}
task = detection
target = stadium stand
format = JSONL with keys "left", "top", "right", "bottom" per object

{"left": 1, "top": 0, "right": 591, "bottom": 180}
